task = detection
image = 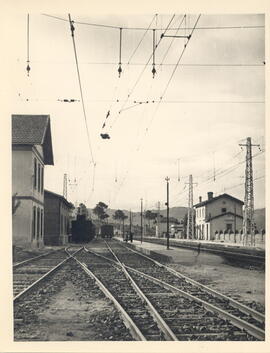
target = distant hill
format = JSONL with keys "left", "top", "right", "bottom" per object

{"left": 88, "top": 206, "right": 265, "bottom": 229}
{"left": 88, "top": 206, "right": 188, "bottom": 225}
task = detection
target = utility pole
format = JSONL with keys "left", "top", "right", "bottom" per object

{"left": 129, "top": 209, "right": 132, "bottom": 238}
{"left": 239, "top": 137, "right": 261, "bottom": 246}
{"left": 234, "top": 203, "right": 237, "bottom": 243}
{"left": 186, "top": 175, "right": 196, "bottom": 239}
{"left": 165, "top": 177, "right": 170, "bottom": 250}
{"left": 177, "top": 158, "right": 180, "bottom": 182}
{"left": 140, "top": 198, "right": 143, "bottom": 244}
{"left": 63, "top": 173, "right": 67, "bottom": 199}
{"left": 156, "top": 201, "right": 160, "bottom": 237}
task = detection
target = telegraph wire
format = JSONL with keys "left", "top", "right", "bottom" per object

{"left": 170, "top": 149, "right": 265, "bottom": 203}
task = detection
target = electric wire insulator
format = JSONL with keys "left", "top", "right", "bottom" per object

{"left": 70, "top": 21, "right": 75, "bottom": 36}
{"left": 26, "top": 63, "right": 31, "bottom": 76}
{"left": 152, "top": 66, "right": 156, "bottom": 78}
{"left": 118, "top": 64, "right": 122, "bottom": 78}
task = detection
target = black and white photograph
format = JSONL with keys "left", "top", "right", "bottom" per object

{"left": 1, "top": 2, "right": 269, "bottom": 352}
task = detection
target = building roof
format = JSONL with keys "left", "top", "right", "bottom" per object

{"left": 12, "top": 114, "right": 54, "bottom": 165}
{"left": 194, "top": 193, "right": 244, "bottom": 208}
{"left": 44, "top": 189, "right": 74, "bottom": 209}
{"left": 207, "top": 211, "right": 243, "bottom": 221}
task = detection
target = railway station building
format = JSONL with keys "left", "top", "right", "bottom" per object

{"left": 12, "top": 114, "right": 54, "bottom": 248}
{"left": 44, "top": 190, "right": 74, "bottom": 246}
{"left": 194, "top": 192, "right": 244, "bottom": 241}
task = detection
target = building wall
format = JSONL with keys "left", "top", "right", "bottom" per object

{"left": 12, "top": 199, "right": 32, "bottom": 246}
{"left": 59, "top": 202, "right": 70, "bottom": 245}
{"left": 44, "top": 192, "right": 71, "bottom": 246}
{"left": 195, "top": 196, "right": 243, "bottom": 241}
{"left": 206, "top": 198, "right": 243, "bottom": 220}
{"left": 44, "top": 194, "right": 60, "bottom": 245}
{"left": 12, "top": 146, "right": 45, "bottom": 248}
{"left": 12, "top": 147, "right": 33, "bottom": 197}
{"left": 210, "top": 215, "right": 243, "bottom": 239}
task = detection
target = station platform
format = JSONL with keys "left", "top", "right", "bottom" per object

{"left": 114, "top": 236, "right": 265, "bottom": 265}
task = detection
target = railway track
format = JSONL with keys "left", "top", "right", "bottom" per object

{"left": 14, "top": 251, "right": 134, "bottom": 341}
{"left": 84, "top": 239, "right": 264, "bottom": 341}
{"left": 73, "top": 248, "right": 166, "bottom": 340}
{"left": 13, "top": 249, "right": 71, "bottom": 299}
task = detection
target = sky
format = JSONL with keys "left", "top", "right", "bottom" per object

{"left": 8, "top": 13, "right": 265, "bottom": 211}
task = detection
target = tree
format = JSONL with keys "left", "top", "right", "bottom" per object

{"left": 12, "top": 193, "right": 21, "bottom": 215}
{"left": 113, "top": 210, "right": 128, "bottom": 236}
{"left": 93, "top": 201, "right": 109, "bottom": 223}
{"left": 78, "top": 203, "right": 89, "bottom": 218}
{"left": 145, "top": 210, "right": 158, "bottom": 230}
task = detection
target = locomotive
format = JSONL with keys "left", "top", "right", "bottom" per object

{"left": 71, "top": 214, "right": 96, "bottom": 243}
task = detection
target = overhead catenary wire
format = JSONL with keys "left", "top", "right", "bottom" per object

{"left": 68, "top": 14, "right": 96, "bottom": 198}
{"left": 101, "top": 14, "right": 158, "bottom": 131}
{"left": 118, "top": 28, "right": 123, "bottom": 77}
{"left": 28, "top": 59, "right": 265, "bottom": 67}
{"left": 113, "top": 14, "right": 177, "bottom": 120}
{"left": 127, "top": 14, "right": 157, "bottom": 65}
{"left": 42, "top": 14, "right": 264, "bottom": 31}
{"left": 140, "top": 14, "right": 201, "bottom": 143}
{"left": 68, "top": 14, "right": 95, "bottom": 164}
{"left": 159, "top": 15, "right": 186, "bottom": 67}
{"left": 26, "top": 14, "right": 30, "bottom": 76}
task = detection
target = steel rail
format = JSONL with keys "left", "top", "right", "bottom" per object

{"left": 125, "top": 265, "right": 265, "bottom": 341}
{"left": 118, "top": 242, "right": 265, "bottom": 323}
{"left": 84, "top": 246, "right": 119, "bottom": 265}
{"left": 104, "top": 241, "right": 178, "bottom": 341}
{"left": 13, "top": 251, "right": 56, "bottom": 269}
{"left": 71, "top": 254, "right": 146, "bottom": 341}
{"left": 13, "top": 248, "right": 83, "bottom": 302}
{"left": 84, "top": 243, "right": 264, "bottom": 340}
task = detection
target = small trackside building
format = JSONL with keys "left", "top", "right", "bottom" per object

{"left": 194, "top": 192, "right": 244, "bottom": 241}
{"left": 12, "top": 114, "right": 54, "bottom": 248}
{"left": 44, "top": 190, "right": 74, "bottom": 246}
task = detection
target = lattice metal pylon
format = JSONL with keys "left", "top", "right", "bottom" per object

{"left": 239, "top": 137, "right": 260, "bottom": 246}
{"left": 186, "top": 174, "right": 194, "bottom": 239}
{"left": 63, "top": 173, "right": 68, "bottom": 200}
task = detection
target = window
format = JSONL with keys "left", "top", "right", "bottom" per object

{"left": 41, "top": 167, "right": 44, "bottom": 193}
{"left": 34, "top": 158, "right": 37, "bottom": 189}
{"left": 38, "top": 164, "right": 41, "bottom": 192}
{"left": 32, "top": 206, "right": 36, "bottom": 239}
{"left": 40, "top": 209, "right": 43, "bottom": 237}
{"left": 226, "top": 224, "right": 232, "bottom": 231}
{"left": 221, "top": 208, "right": 226, "bottom": 213}
{"left": 37, "top": 207, "right": 40, "bottom": 239}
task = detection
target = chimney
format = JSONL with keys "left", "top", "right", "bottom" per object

{"left": 207, "top": 192, "right": 213, "bottom": 200}
{"left": 199, "top": 196, "right": 202, "bottom": 203}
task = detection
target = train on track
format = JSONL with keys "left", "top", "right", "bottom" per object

{"left": 100, "top": 224, "right": 114, "bottom": 239}
{"left": 71, "top": 215, "right": 96, "bottom": 243}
